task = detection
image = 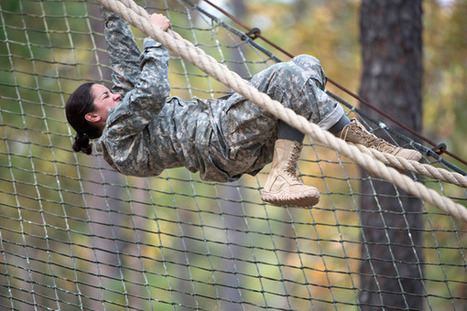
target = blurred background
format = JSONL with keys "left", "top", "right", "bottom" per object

{"left": 0, "top": 0, "right": 465, "bottom": 310}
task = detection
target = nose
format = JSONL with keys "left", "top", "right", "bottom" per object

{"left": 113, "top": 93, "right": 121, "bottom": 102}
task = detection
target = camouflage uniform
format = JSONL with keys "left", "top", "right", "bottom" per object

{"left": 97, "top": 14, "right": 344, "bottom": 182}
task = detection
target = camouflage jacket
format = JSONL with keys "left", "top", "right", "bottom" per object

{"left": 97, "top": 14, "right": 343, "bottom": 182}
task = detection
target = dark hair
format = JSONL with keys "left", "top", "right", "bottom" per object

{"left": 66, "top": 82, "right": 101, "bottom": 155}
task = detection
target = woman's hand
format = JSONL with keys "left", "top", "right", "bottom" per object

{"left": 150, "top": 13, "right": 171, "bottom": 32}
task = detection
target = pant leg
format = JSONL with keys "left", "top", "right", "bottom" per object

{"left": 224, "top": 54, "right": 344, "bottom": 130}
{"left": 217, "top": 54, "right": 344, "bottom": 176}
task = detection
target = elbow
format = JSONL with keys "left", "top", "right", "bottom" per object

{"left": 145, "top": 83, "right": 169, "bottom": 106}
{"left": 136, "top": 73, "right": 170, "bottom": 104}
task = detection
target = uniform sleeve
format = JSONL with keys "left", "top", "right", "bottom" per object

{"left": 102, "top": 9, "right": 142, "bottom": 95}
{"left": 119, "top": 37, "right": 170, "bottom": 121}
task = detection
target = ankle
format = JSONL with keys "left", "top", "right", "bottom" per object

{"left": 277, "top": 121, "right": 305, "bottom": 143}
{"left": 329, "top": 115, "right": 351, "bottom": 135}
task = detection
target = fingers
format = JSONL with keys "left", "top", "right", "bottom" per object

{"left": 150, "top": 13, "right": 172, "bottom": 32}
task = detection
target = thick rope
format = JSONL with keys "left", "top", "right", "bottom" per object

{"left": 355, "top": 145, "right": 467, "bottom": 187}
{"left": 97, "top": 0, "right": 467, "bottom": 222}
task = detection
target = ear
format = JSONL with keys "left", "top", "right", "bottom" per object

{"left": 84, "top": 112, "right": 101, "bottom": 123}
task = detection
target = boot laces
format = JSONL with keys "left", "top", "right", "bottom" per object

{"left": 349, "top": 122, "right": 397, "bottom": 153}
{"left": 366, "top": 137, "right": 397, "bottom": 153}
{"left": 285, "top": 143, "right": 301, "bottom": 180}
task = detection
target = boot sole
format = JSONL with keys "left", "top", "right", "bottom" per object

{"left": 260, "top": 191, "right": 320, "bottom": 207}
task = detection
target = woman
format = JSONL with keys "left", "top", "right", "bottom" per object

{"left": 66, "top": 11, "right": 421, "bottom": 207}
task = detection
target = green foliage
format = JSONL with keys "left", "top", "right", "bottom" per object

{"left": 423, "top": 0, "right": 466, "bottom": 165}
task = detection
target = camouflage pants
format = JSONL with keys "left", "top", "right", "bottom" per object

{"left": 211, "top": 54, "right": 345, "bottom": 178}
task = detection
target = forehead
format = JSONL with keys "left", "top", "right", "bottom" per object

{"left": 91, "top": 84, "right": 109, "bottom": 95}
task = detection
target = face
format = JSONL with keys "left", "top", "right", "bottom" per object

{"left": 85, "top": 84, "right": 121, "bottom": 126}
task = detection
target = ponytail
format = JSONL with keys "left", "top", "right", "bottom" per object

{"left": 66, "top": 83, "right": 101, "bottom": 154}
{"left": 72, "top": 132, "right": 93, "bottom": 155}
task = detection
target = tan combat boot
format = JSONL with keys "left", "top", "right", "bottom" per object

{"left": 339, "top": 119, "right": 422, "bottom": 161}
{"left": 260, "top": 139, "right": 320, "bottom": 207}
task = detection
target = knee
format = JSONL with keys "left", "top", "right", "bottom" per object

{"left": 292, "top": 54, "right": 321, "bottom": 67}
{"left": 291, "top": 54, "right": 326, "bottom": 87}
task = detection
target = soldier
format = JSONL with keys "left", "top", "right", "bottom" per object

{"left": 65, "top": 11, "right": 421, "bottom": 207}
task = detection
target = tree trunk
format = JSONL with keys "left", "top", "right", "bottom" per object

{"left": 358, "top": 1, "right": 424, "bottom": 310}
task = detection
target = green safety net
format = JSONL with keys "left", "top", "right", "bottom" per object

{"left": 0, "top": 0, "right": 465, "bottom": 310}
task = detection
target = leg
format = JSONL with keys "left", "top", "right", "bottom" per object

{"left": 255, "top": 56, "right": 343, "bottom": 207}
{"left": 221, "top": 55, "right": 345, "bottom": 206}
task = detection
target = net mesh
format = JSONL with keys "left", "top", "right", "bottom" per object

{"left": 0, "top": 0, "right": 465, "bottom": 310}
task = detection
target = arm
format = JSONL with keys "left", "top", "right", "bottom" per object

{"left": 103, "top": 10, "right": 172, "bottom": 96}
{"left": 106, "top": 12, "right": 172, "bottom": 122}
{"left": 98, "top": 16, "right": 172, "bottom": 176}
{"left": 102, "top": 8, "right": 142, "bottom": 95}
